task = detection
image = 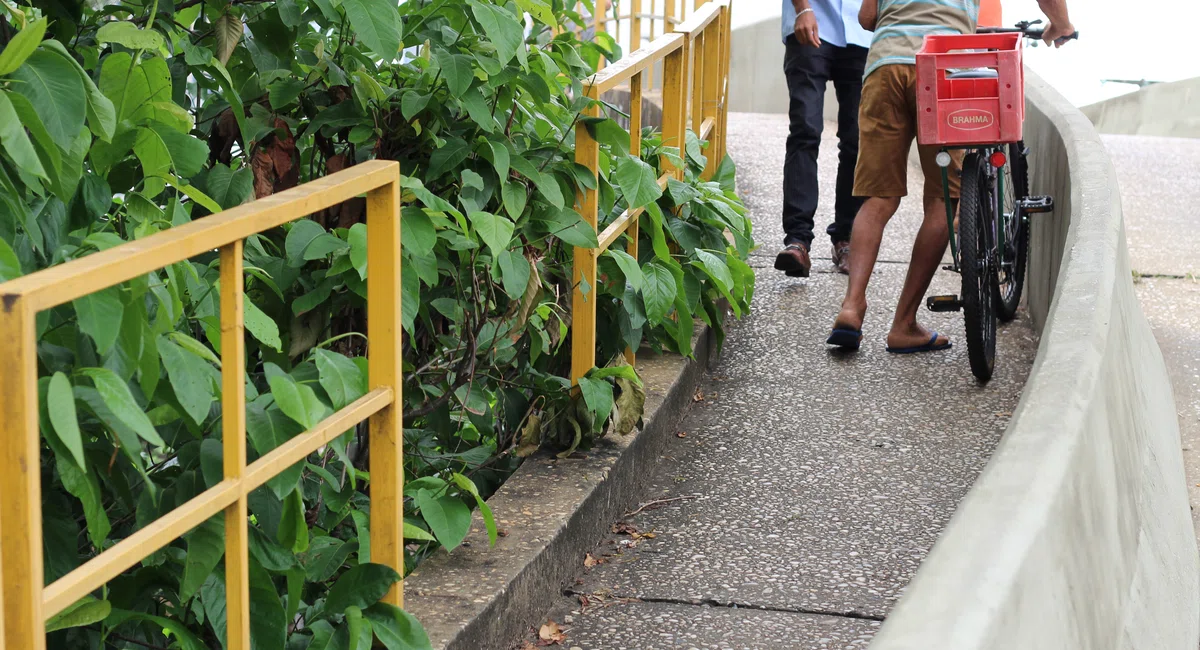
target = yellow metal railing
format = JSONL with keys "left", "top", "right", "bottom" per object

{"left": 0, "top": 160, "right": 405, "bottom": 649}
{"left": 571, "top": 0, "right": 731, "bottom": 383}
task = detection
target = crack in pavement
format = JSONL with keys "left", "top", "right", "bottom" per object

{"left": 563, "top": 589, "right": 887, "bottom": 623}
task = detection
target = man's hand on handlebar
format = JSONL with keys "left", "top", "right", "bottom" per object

{"left": 1041, "top": 20, "right": 1077, "bottom": 47}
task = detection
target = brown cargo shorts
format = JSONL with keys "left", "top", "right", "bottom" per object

{"left": 852, "top": 64, "right": 961, "bottom": 200}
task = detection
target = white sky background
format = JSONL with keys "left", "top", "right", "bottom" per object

{"left": 729, "top": 0, "right": 1200, "bottom": 106}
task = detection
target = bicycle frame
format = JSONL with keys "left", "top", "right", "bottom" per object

{"left": 938, "top": 145, "right": 1005, "bottom": 272}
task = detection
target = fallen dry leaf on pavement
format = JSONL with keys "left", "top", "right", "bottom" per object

{"left": 583, "top": 553, "right": 602, "bottom": 568}
{"left": 539, "top": 621, "right": 566, "bottom": 644}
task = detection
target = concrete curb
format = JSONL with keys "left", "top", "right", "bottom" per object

{"left": 403, "top": 325, "right": 720, "bottom": 650}
{"left": 868, "top": 71, "right": 1200, "bottom": 649}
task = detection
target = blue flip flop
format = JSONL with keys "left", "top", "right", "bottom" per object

{"left": 826, "top": 328, "right": 863, "bottom": 350}
{"left": 886, "top": 332, "right": 952, "bottom": 354}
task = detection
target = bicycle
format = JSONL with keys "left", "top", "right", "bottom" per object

{"left": 917, "top": 21, "right": 1076, "bottom": 382}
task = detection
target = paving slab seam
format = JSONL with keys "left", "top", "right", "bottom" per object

{"left": 562, "top": 590, "right": 888, "bottom": 622}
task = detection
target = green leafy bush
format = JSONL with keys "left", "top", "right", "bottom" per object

{"left": 0, "top": 0, "right": 752, "bottom": 646}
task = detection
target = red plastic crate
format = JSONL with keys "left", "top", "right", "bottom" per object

{"left": 916, "top": 32, "right": 1024, "bottom": 146}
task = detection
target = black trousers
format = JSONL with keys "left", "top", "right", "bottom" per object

{"left": 782, "top": 36, "right": 868, "bottom": 248}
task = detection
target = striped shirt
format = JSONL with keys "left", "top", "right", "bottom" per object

{"left": 864, "top": 0, "right": 979, "bottom": 79}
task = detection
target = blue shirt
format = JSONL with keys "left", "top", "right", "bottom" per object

{"left": 781, "top": 0, "right": 873, "bottom": 48}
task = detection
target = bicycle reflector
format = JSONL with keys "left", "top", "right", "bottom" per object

{"left": 936, "top": 151, "right": 953, "bottom": 168}
{"left": 989, "top": 150, "right": 1007, "bottom": 168}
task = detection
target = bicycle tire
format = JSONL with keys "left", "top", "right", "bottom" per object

{"left": 994, "top": 141, "right": 1029, "bottom": 322}
{"left": 959, "top": 152, "right": 997, "bottom": 382}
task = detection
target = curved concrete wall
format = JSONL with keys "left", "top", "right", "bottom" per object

{"left": 1081, "top": 77, "right": 1200, "bottom": 138}
{"left": 868, "top": 72, "right": 1200, "bottom": 649}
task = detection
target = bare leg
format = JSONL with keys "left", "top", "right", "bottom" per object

{"left": 833, "top": 196, "right": 901, "bottom": 331}
{"left": 887, "top": 195, "right": 952, "bottom": 348}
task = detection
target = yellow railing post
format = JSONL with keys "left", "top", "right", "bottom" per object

{"left": 625, "top": 71, "right": 645, "bottom": 366}
{"left": 367, "top": 177, "right": 405, "bottom": 605}
{"left": 221, "top": 241, "right": 251, "bottom": 650}
{"left": 0, "top": 297, "right": 43, "bottom": 650}
{"left": 571, "top": 94, "right": 602, "bottom": 385}
{"left": 662, "top": 32, "right": 690, "bottom": 178}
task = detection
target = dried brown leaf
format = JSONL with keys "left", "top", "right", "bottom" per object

{"left": 538, "top": 621, "right": 565, "bottom": 643}
{"left": 215, "top": 12, "right": 242, "bottom": 65}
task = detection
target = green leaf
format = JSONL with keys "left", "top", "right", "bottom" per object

{"left": 278, "top": 487, "right": 309, "bottom": 553}
{"left": 168, "top": 331, "right": 221, "bottom": 367}
{"left": 105, "top": 610, "right": 206, "bottom": 650}
{"left": 180, "top": 517, "right": 224, "bottom": 602}
{"left": 589, "top": 364, "right": 641, "bottom": 383}
{"left": 286, "top": 219, "right": 325, "bottom": 267}
{"left": 244, "top": 296, "right": 283, "bottom": 351}
{"left": 323, "top": 563, "right": 401, "bottom": 615}
{"left": 510, "top": 155, "right": 564, "bottom": 208}
{"left": 266, "top": 363, "right": 331, "bottom": 429}
{"left": 6, "top": 90, "right": 63, "bottom": 199}
{"left": 341, "top": 0, "right": 403, "bottom": 59}
{"left": 346, "top": 605, "right": 370, "bottom": 650}
{"left": 315, "top": 349, "right": 367, "bottom": 410}
{"left": 0, "top": 91, "right": 45, "bottom": 178}
{"left": 400, "top": 92, "right": 429, "bottom": 121}
{"left": 135, "top": 121, "right": 209, "bottom": 178}
{"left": 545, "top": 208, "right": 598, "bottom": 248}
{"left": 200, "top": 575, "right": 228, "bottom": 647}
{"left": 588, "top": 118, "right": 631, "bottom": 157}
{"left": 302, "top": 536, "right": 356, "bottom": 582}
{"left": 666, "top": 177, "right": 701, "bottom": 206}
{"left": 98, "top": 52, "right": 171, "bottom": 126}
{"left": 157, "top": 335, "right": 215, "bottom": 426}
{"left": 641, "top": 261, "right": 677, "bottom": 326}
{"left": 401, "top": 208, "right": 436, "bottom": 257}
{"left": 577, "top": 375, "right": 615, "bottom": 428}
{"left": 450, "top": 473, "right": 497, "bottom": 546}
{"left": 497, "top": 249, "right": 530, "bottom": 300}
{"left": 467, "top": 211, "right": 514, "bottom": 257}
{"left": 48, "top": 372, "right": 85, "bottom": 470}
{"left": 435, "top": 51, "right": 475, "bottom": 97}
{"left": 417, "top": 488, "right": 471, "bottom": 552}
{"left": 9, "top": 48, "right": 85, "bottom": 147}
{"left": 403, "top": 522, "right": 437, "bottom": 543}
{"left": 304, "top": 233, "right": 351, "bottom": 261}
{"left": 501, "top": 181, "right": 526, "bottom": 220}
{"left": 55, "top": 452, "right": 110, "bottom": 547}
{"left": 469, "top": 0, "right": 525, "bottom": 65}
{"left": 45, "top": 596, "right": 111, "bottom": 634}
{"left": 246, "top": 404, "right": 304, "bottom": 500}
{"left": 96, "top": 21, "right": 165, "bottom": 50}
{"left": 515, "top": 0, "right": 556, "bottom": 26}
{"left": 365, "top": 603, "right": 435, "bottom": 650}
{"left": 693, "top": 249, "right": 734, "bottom": 292}
{"left": 349, "top": 223, "right": 368, "bottom": 279}
{"left": 615, "top": 156, "right": 662, "bottom": 211}
{"left": 0, "top": 236, "right": 20, "bottom": 281}
{"left": 74, "top": 286, "right": 124, "bottom": 355}
{"left": 487, "top": 138, "right": 510, "bottom": 180}
{"left": 204, "top": 163, "right": 254, "bottom": 210}
{"left": 0, "top": 17, "right": 46, "bottom": 76}
{"left": 250, "top": 585, "right": 288, "bottom": 650}
{"left": 605, "top": 249, "right": 642, "bottom": 290}
{"left": 206, "top": 58, "right": 252, "bottom": 147}
{"left": 427, "top": 137, "right": 470, "bottom": 180}
{"left": 82, "top": 367, "right": 164, "bottom": 447}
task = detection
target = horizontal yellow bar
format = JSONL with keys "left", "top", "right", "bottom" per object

{"left": 676, "top": 1, "right": 721, "bottom": 34}
{"left": 41, "top": 387, "right": 393, "bottom": 618}
{"left": 243, "top": 388, "right": 393, "bottom": 490}
{"left": 700, "top": 117, "right": 715, "bottom": 142}
{"left": 43, "top": 480, "right": 241, "bottom": 617}
{"left": 598, "top": 208, "right": 645, "bottom": 252}
{"left": 592, "top": 32, "right": 685, "bottom": 94}
{"left": 2, "top": 160, "right": 400, "bottom": 313}
{"left": 596, "top": 173, "right": 672, "bottom": 252}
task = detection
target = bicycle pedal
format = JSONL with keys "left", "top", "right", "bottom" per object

{"left": 927, "top": 295, "right": 963, "bottom": 312}
{"left": 943, "top": 264, "right": 960, "bottom": 272}
{"left": 1020, "top": 195, "right": 1054, "bottom": 214}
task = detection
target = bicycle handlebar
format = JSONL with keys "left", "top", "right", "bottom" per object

{"left": 977, "top": 20, "right": 1079, "bottom": 46}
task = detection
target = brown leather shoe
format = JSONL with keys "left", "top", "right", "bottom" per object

{"left": 774, "top": 244, "right": 811, "bottom": 278}
{"left": 832, "top": 240, "right": 851, "bottom": 275}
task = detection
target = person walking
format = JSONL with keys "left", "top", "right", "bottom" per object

{"left": 826, "top": 0, "right": 1075, "bottom": 352}
{"left": 774, "top": 0, "right": 871, "bottom": 278}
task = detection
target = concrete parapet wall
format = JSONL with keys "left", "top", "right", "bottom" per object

{"left": 728, "top": 17, "right": 838, "bottom": 120}
{"left": 868, "top": 72, "right": 1200, "bottom": 649}
{"left": 1081, "top": 77, "right": 1200, "bottom": 138}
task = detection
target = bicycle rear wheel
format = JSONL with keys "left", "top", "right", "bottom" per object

{"left": 994, "top": 141, "right": 1029, "bottom": 321}
{"left": 959, "top": 152, "right": 997, "bottom": 382}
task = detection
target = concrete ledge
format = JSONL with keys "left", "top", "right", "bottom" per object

{"left": 869, "top": 71, "right": 1200, "bottom": 649}
{"left": 404, "top": 326, "right": 719, "bottom": 650}
{"left": 1081, "top": 77, "right": 1200, "bottom": 138}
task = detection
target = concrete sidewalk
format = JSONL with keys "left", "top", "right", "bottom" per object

{"left": 518, "top": 113, "right": 1039, "bottom": 649}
